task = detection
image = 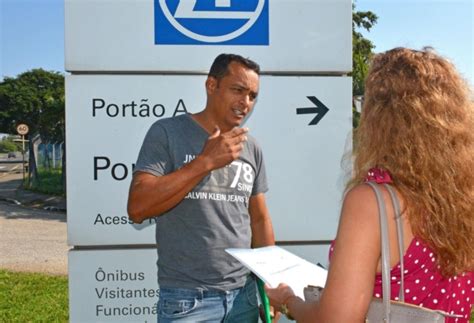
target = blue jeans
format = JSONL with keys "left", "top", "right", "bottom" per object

{"left": 157, "top": 276, "right": 258, "bottom": 323}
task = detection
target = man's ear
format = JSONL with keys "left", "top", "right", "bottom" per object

{"left": 206, "top": 76, "right": 217, "bottom": 95}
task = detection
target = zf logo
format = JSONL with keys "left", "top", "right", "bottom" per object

{"left": 154, "top": 0, "right": 269, "bottom": 45}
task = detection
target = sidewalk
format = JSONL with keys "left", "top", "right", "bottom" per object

{"left": 0, "top": 171, "right": 66, "bottom": 213}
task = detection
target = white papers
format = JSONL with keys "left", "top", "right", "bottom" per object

{"left": 226, "top": 246, "right": 327, "bottom": 299}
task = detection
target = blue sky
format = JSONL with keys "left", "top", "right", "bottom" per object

{"left": 357, "top": 0, "right": 473, "bottom": 86}
{"left": 0, "top": 0, "right": 473, "bottom": 86}
{"left": 1, "top": 0, "right": 64, "bottom": 79}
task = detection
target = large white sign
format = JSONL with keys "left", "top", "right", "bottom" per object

{"left": 69, "top": 245, "right": 330, "bottom": 323}
{"left": 66, "top": 75, "right": 351, "bottom": 246}
{"left": 64, "top": 0, "right": 351, "bottom": 73}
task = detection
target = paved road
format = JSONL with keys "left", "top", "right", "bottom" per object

{"left": 0, "top": 165, "right": 68, "bottom": 276}
{"left": 0, "top": 162, "right": 22, "bottom": 173}
{"left": 0, "top": 202, "right": 68, "bottom": 275}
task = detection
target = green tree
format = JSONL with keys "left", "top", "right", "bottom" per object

{"left": 0, "top": 69, "right": 65, "bottom": 142}
{"left": 0, "top": 138, "right": 19, "bottom": 153}
{"left": 352, "top": 2, "right": 378, "bottom": 128}
{"left": 2, "top": 135, "right": 22, "bottom": 151}
{"left": 0, "top": 69, "right": 65, "bottom": 191}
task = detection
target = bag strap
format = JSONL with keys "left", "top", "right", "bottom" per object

{"left": 366, "top": 181, "right": 391, "bottom": 321}
{"left": 384, "top": 184, "right": 405, "bottom": 301}
{"left": 367, "top": 182, "right": 464, "bottom": 321}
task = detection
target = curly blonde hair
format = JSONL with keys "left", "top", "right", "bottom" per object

{"left": 349, "top": 47, "right": 474, "bottom": 276}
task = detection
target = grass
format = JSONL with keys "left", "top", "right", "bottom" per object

{"left": 25, "top": 168, "right": 64, "bottom": 196}
{"left": 0, "top": 270, "right": 68, "bottom": 323}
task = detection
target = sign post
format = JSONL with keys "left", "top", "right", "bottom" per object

{"left": 16, "top": 123, "right": 29, "bottom": 183}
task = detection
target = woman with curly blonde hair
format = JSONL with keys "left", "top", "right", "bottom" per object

{"left": 265, "top": 47, "right": 474, "bottom": 322}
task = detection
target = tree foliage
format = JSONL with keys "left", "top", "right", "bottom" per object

{"left": 0, "top": 138, "right": 20, "bottom": 153}
{"left": 352, "top": 2, "right": 378, "bottom": 128}
{"left": 0, "top": 69, "right": 65, "bottom": 143}
{"left": 352, "top": 3, "right": 378, "bottom": 96}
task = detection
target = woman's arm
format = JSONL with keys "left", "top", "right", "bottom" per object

{"left": 266, "top": 184, "right": 381, "bottom": 322}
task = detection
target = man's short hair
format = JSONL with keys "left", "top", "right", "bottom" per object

{"left": 208, "top": 53, "right": 260, "bottom": 80}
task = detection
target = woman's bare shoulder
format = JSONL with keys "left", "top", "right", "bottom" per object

{"left": 341, "top": 183, "right": 379, "bottom": 223}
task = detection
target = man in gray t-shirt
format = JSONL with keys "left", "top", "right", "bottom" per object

{"left": 127, "top": 53, "right": 275, "bottom": 322}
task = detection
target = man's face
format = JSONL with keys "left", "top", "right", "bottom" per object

{"left": 206, "top": 61, "right": 259, "bottom": 131}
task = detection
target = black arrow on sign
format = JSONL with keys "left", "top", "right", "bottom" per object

{"left": 296, "top": 96, "right": 329, "bottom": 126}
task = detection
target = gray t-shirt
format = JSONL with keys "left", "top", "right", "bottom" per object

{"left": 134, "top": 113, "right": 268, "bottom": 291}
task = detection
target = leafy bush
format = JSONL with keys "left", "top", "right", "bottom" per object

{"left": 0, "top": 139, "right": 19, "bottom": 153}
{"left": 25, "top": 168, "right": 64, "bottom": 196}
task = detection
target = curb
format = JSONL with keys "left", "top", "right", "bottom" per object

{"left": 0, "top": 195, "right": 67, "bottom": 213}
{"left": 0, "top": 197, "right": 21, "bottom": 205}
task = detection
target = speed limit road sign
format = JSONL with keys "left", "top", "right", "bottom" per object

{"left": 16, "top": 123, "right": 29, "bottom": 135}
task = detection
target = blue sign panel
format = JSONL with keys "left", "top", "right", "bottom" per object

{"left": 154, "top": 0, "right": 269, "bottom": 45}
